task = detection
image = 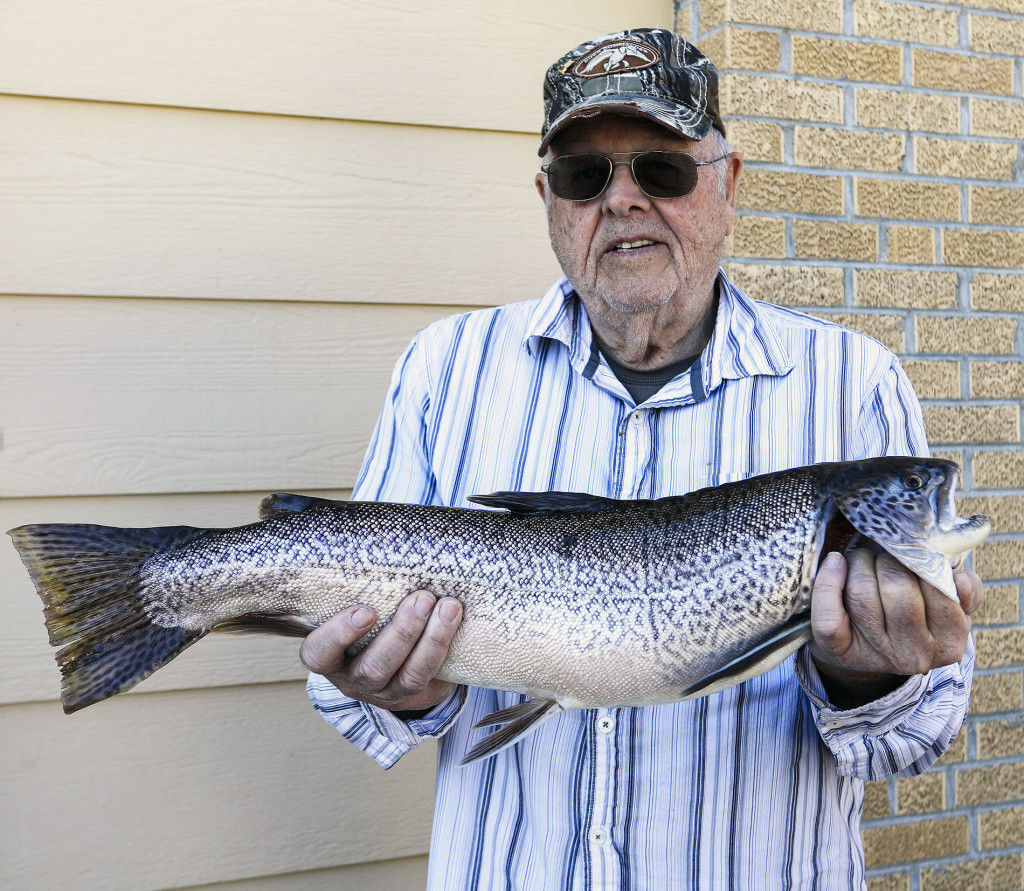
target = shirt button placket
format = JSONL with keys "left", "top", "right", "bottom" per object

{"left": 587, "top": 710, "right": 619, "bottom": 886}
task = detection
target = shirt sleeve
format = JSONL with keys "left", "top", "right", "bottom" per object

{"left": 796, "top": 355, "right": 974, "bottom": 779}
{"left": 306, "top": 333, "right": 469, "bottom": 768}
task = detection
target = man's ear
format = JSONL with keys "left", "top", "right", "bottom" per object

{"left": 535, "top": 170, "right": 549, "bottom": 203}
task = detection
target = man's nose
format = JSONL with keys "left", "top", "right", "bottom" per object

{"left": 601, "top": 161, "right": 652, "bottom": 215}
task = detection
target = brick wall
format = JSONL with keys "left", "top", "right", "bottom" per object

{"left": 682, "top": 0, "right": 1024, "bottom": 887}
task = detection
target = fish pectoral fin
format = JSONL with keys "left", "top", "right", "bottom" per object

{"left": 682, "top": 613, "right": 813, "bottom": 699}
{"left": 258, "top": 493, "right": 349, "bottom": 520}
{"left": 212, "top": 613, "right": 318, "bottom": 637}
{"left": 460, "top": 698, "right": 562, "bottom": 765}
{"left": 467, "top": 491, "right": 618, "bottom": 514}
{"left": 880, "top": 541, "right": 958, "bottom": 601}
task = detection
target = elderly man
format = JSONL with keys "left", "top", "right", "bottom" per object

{"left": 303, "top": 29, "right": 982, "bottom": 888}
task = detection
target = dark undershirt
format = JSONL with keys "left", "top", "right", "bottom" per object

{"left": 599, "top": 345, "right": 698, "bottom": 405}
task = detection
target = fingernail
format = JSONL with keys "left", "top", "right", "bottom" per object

{"left": 351, "top": 606, "right": 374, "bottom": 629}
{"left": 439, "top": 598, "right": 460, "bottom": 623}
{"left": 414, "top": 592, "right": 435, "bottom": 617}
{"left": 823, "top": 551, "right": 844, "bottom": 569}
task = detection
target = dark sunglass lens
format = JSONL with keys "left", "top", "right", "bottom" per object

{"left": 548, "top": 154, "right": 612, "bottom": 200}
{"left": 633, "top": 152, "right": 698, "bottom": 199}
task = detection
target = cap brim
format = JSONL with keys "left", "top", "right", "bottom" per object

{"left": 539, "top": 94, "right": 713, "bottom": 156}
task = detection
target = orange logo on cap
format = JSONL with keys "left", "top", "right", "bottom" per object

{"left": 573, "top": 39, "right": 661, "bottom": 79}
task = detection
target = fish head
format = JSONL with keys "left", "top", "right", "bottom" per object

{"left": 828, "top": 457, "right": 990, "bottom": 601}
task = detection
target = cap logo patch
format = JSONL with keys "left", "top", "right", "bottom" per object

{"left": 573, "top": 39, "right": 661, "bottom": 79}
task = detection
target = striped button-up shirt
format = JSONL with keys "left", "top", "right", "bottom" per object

{"left": 308, "top": 272, "right": 973, "bottom": 890}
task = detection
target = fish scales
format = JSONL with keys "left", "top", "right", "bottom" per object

{"left": 8, "top": 457, "right": 991, "bottom": 762}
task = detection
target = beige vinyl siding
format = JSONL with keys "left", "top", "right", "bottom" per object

{"left": 1, "top": 1, "right": 672, "bottom": 887}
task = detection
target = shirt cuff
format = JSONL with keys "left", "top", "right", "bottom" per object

{"left": 359, "top": 685, "right": 469, "bottom": 747}
{"left": 795, "top": 646, "right": 930, "bottom": 747}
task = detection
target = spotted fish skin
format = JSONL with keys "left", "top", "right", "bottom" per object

{"left": 8, "top": 457, "right": 989, "bottom": 731}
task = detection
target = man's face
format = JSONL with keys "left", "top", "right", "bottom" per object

{"left": 536, "top": 116, "right": 742, "bottom": 324}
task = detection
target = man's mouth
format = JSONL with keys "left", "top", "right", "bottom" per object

{"left": 606, "top": 239, "right": 660, "bottom": 255}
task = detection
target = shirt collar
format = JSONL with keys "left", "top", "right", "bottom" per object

{"left": 524, "top": 270, "right": 795, "bottom": 400}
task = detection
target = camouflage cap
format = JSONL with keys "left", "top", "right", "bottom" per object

{"left": 539, "top": 28, "right": 725, "bottom": 156}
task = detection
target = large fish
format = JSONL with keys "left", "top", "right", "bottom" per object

{"left": 9, "top": 457, "right": 989, "bottom": 763}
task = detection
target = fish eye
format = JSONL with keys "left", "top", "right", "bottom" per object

{"left": 903, "top": 473, "right": 924, "bottom": 491}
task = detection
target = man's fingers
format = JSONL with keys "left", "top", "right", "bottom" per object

{"left": 299, "top": 603, "right": 377, "bottom": 677}
{"left": 811, "top": 551, "right": 851, "bottom": 652}
{"left": 953, "top": 568, "right": 985, "bottom": 616}
{"left": 346, "top": 591, "right": 436, "bottom": 692}
{"left": 391, "top": 597, "right": 463, "bottom": 694}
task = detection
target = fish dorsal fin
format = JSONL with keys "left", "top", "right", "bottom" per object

{"left": 467, "top": 490, "right": 617, "bottom": 514}
{"left": 259, "top": 493, "right": 347, "bottom": 520}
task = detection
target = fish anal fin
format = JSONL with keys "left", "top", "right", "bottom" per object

{"left": 682, "top": 613, "right": 813, "bottom": 699}
{"left": 259, "top": 493, "right": 348, "bottom": 521}
{"left": 468, "top": 491, "right": 617, "bottom": 514}
{"left": 460, "top": 698, "right": 561, "bottom": 765}
{"left": 212, "top": 613, "right": 318, "bottom": 638}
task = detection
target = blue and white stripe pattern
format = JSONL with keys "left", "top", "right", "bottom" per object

{"left": 308, "top": 271, "right": 973, "bottom": 890}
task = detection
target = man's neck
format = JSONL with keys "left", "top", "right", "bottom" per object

{"left": 587, "top": 282, "right": 719, "bottom": 371}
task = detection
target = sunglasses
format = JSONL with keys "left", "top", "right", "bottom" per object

{"left": 541, "top": 151, "right": 729, "bottom": 202}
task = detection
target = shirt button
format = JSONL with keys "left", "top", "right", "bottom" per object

{"left": 588, "top": 827, "right": 608, "bottom": 845}
{"left": 597, "top": 715, "right": 615, "bottom": 734}
{"left": 631, "top": 411, "right": 643, "bottom": 424}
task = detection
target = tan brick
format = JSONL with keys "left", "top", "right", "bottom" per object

{"left": 725, "top": 120, "right": 783, "bottom": 162}
{"left": 915, "top": 137, "right": 1018, "bottom": 181}
{"left": 855, "top": 88, "right": 960, "bottom": 134}
{"left": 970, "top": 98, "right": 1024, "bottom": 139}
{"left": 723, "top": 263, "right": 845, "bottom": 307}
{"left": 855, "top": 270, "right": 957, "bottom": 309}
{"left": 795, "top": 221, "right": 878, "bottom": 262}
{"left": 922, "top": 854, "right": 1024, "bottom": 891}
{"left": 970, "top": 186, "right": 1024, "bottom": 227}
{"left": 922, "top": 405, "right": 1020, "bottom": 444}
{"left": 971, "top": 670, "right": 1023, "bottom": 714}
{"left": 728, "top": 215, "right": 786, "bottom": 259}
{"left": 932, "top": 449, "right": 964, "bottom": 467}
{"left": 888, "top": 226, "right": 936, "bottom": 265}
{"left": 957, "top": 762, "right": 1024, "bottom": 806}
{"left": 721, "top": 74, "right": 844, "bottom": 124}
{"left": 855, "top": 0, "right": 960, "bottom": 47}
{"left": 937, "top": 0, "right": 1024, "bottom": 12}
{"left": 946, "top": 230, "right": 1024, "bottom": 270}
{"left": 795, "top": 127, "right": 906, "bottom": 173}
{"left": 737, "top": 169, "right": 844, "bottom": 214}
{"left": 793, "top": 36, "right": 903, "bottom": 83}
{"left": 912, "top": 49, "right": 1015, "bottom": 95}
{"left": 975, "top": 540, "right": 1024, "bottom": 581}
{"left": 867, "top": 872, "right": 911, "bottom": 891}
{"left": 699, "top": 26, "right": 781, "bottom": 72}
{"left": 936, "top": 726, "right": 968, "bottom": 765}
{"left": 960, "top": 495, "right": 1024, "bottom": 534}
{"left": 971, "top": 362, "right": 1024, "bottom": 400}
{"left": 916, "top": 316, "right": 1018, "bottom": 355}
{"left": 862, "top": 817, "right": 968, "bottom": 869}
{"left": 896, "top": 771, "right": 946, "bottom": 814}
{"left": 973, "top": 450, "right": 1024, "bottom": 489}
{"left": 975, "top": 627, "right": 1024, "bottom": 667}
{"left": 970, "top": 13, "right": 1024, "bottom": 55}
{"left": 864, "top": 779, "right": 891, "bottom": 819}
{"left": 972, "top": 583, "right": 1022, "bottom": 624}
{"left": 902, "top": 359, "right": 960, "bottom": 399}
{"left": 812, "top": 312, "right": 905, "bottom": 353}
{"left": 980, "top": 807, "right": 1024, "bottom": 851}
{"left": 977, "top": 716, "right": 1024, "bottom": 759}
{"left": 701, "top": 0, "right": 844, "bottom": 32}
{"left": 970, "top": 274, "right": 1024, "bottom": 312}
{"left": 855, "top": 179, "right": 960, "bottom": 222}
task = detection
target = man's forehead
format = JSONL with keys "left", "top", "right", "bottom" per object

{"left": 550, "top": 115, "right": 699, "bottom": 152}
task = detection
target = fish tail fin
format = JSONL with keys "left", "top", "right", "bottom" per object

{"left": 7, "top": 523, "right": 202, "bottom": 713}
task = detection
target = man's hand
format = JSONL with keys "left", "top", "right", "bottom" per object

{"left": 300, "top": 590, "right": 463, "bottom": 714}
{"left": 809, "top": 549, "right": 983, "bottom": 709}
